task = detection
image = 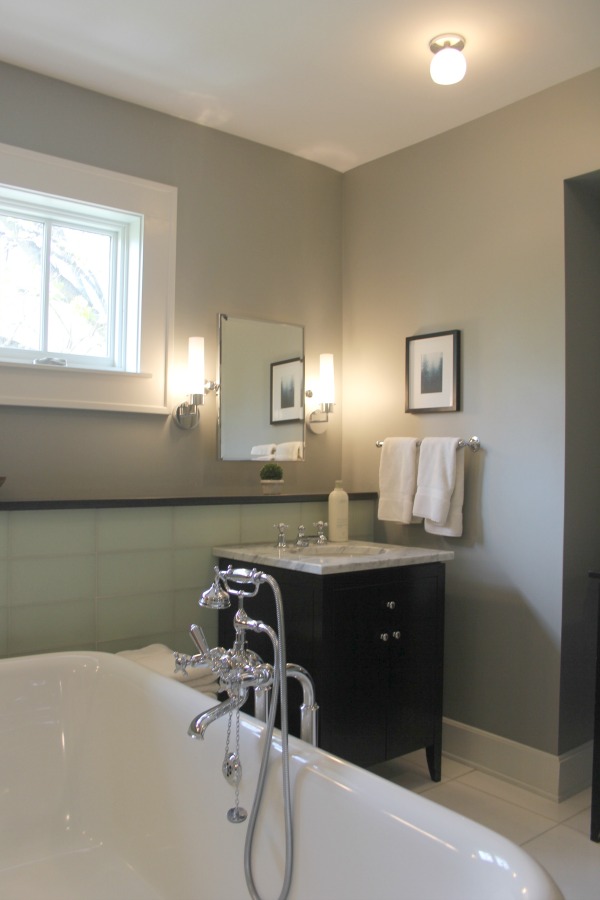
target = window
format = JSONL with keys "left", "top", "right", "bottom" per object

{"left": 0, "top": 142, "right": 177, "bottom": 414}
{"left": 0, "top": 188, "right": 142, "bottom": 372}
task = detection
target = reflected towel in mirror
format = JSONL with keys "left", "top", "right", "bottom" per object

{"left": 251, "top": 443, "right": 276, "bottom": 459}
{"left": 274, "top": 441, "right": 303, "bottom": 460}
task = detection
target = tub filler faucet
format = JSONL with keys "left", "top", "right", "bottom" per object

{"left": 180, "top": 617, "right": 275, "bottom": 740}
{"left": 180, "top": 565, "right": 318, "bottom": 900}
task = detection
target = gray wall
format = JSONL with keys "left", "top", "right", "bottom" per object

{"left": 342, "top": 68, "right": 600, "bottom": 756}
{"left": 0, "top": 62, "right": 343, "bottom": 500}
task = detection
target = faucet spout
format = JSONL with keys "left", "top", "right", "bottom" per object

{"left": 188, "top": 689, "right": 248, "bottom": 740}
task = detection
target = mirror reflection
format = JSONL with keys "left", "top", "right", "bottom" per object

{"left": 218, "top": 314, "right": 305, "bottom": 461}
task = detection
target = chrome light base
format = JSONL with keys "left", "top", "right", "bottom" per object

{"left": 172, "top": 393, "right": 205, "bottom": 430}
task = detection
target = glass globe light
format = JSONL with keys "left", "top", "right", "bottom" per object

{"left": 429, "top": 35, "right": 467, "bottom": 86}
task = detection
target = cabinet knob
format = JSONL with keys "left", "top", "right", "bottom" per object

{"left": 392, "top": 631, "right": 401, "bottom": 640}
{"left": 386, "top": 601, "right": 396, "bottom": 609}
{"left": 380, "top": 633, "right": 389, "bottom": 642}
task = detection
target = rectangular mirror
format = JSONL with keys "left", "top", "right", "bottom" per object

{"left": 218, "top": 314, "right": 305, "bottom": 461}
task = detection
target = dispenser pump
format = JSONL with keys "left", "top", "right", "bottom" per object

{"left": 328, "top": 480, "right": 349, "bottom": 542}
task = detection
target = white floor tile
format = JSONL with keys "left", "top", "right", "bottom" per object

{"left": 457, "top": 770, "right": 592, "bottom": 823}
{"left": 419, "top": 780, "right": 557, "bottom": 845}
{"left": 523, "top": 824, "right": 600, "bottom": 900}
{"left": 370, "top": 750, "right": 473, "bottom": 792}
{"left": 563, "top": 808, "right": 593, "bottom": 837}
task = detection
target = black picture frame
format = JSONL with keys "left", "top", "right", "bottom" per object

{"left": 405, "top": 330, "right": 460, "bottom": 413}
{"left": 270, "top": 357, "right": 304, "bottom": 424}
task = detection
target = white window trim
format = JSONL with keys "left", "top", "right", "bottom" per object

{"left": 0, "top": 142, "right": 176, "bottom": 414}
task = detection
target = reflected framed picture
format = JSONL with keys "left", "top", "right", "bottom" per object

{"left": 405, "top": 330, "right": 460, "bottom": 413}
{"left": 270, "top": 357, "right": 304, "bottom": 424}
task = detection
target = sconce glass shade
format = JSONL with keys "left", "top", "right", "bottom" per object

{"left": 187, "top": 337, "right": 205, "bottom": 398}
{"left": 319, "top": 353, "right": 335, "bottom": 409}
{"left": 429, "top": 35, "right": 466, "bottom": 86}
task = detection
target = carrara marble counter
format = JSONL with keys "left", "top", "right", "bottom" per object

{"left": 212, "top": 540, "right": 454, "bottom": 576}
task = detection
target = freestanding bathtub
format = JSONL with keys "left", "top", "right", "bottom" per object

{"left": 0, "top": 651, "right": 562, "bottom": 900}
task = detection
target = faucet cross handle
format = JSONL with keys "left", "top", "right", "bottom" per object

{"left": 295, "top": 524, "right": 309, "bottom": 547}
{"left": 313, "top": 520, "right": 328, "bottom": 543}
{"left": 173, "top": 651, "right": 190, "bottom": 675}
{"left": 274, "top": 522, "right": 289, "bottom": 548}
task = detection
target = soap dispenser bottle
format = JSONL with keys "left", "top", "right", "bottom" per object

{"left": 328, "top": 480, "right": 349, "bottom": 542}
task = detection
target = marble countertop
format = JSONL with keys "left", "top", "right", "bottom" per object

{"left": 212, "top": 540, "right": 454, "bottom": 576}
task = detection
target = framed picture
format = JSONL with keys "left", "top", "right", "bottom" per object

{"left": 405, "top": 330, "right": 460, "bottom": 413}
{"left": 270, "top": 357, "right": 304, "bottom": 424}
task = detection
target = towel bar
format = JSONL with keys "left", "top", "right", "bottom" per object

{"left": 375, "top": 436, "right": 481, "bottom": 452}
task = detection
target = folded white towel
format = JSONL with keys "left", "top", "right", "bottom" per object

{"left": 251, "top": 443, "right": 276, "bottom": 459}
{"left": 118, "top": 643, "right": 219, "bottom": 692}
{"left": 425, "top": 448, "right": 464, "bottom": 537}
{"left": 377, "top": 437, "right": 422, "bottom": 524}
{"left": 274, "top": 441, "right": 303, "bottom": 460}
{"left": 412, "top": 437, "right": 459, "bottom": 525}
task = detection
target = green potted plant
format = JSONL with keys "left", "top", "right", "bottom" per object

{"left": 259, "top": 462, "right": 284, "bottom": 495}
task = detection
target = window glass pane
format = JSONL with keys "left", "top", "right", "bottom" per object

{"left": 48, "top": 224, "right": 111, "bottom": 358}
{"left": 0, "top": 214, "right": 43, "bottom": 351}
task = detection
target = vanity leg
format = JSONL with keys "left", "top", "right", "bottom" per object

{"left": 426, "top": 742, "right": 442, "bottom": 782}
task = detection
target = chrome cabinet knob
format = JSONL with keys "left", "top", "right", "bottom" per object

{"left": 392, "top": 631, "right": 401, "bottom": 640}
{"left": 386, "top": 600, "right": 396, "bottom": 609}
{"left": 380, "top": 633, "right": 389, "bottom": 642}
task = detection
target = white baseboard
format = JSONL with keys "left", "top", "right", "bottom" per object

{"left": 442, "top": 718, "right": 593, "bottom": 802}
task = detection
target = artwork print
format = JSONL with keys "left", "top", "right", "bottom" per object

{"left": 405, "top": 331, "right": 460, "bottom": 413}
{"left": 270, "top": 357, "right": 304, "bottom": 423}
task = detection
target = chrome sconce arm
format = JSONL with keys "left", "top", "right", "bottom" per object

{"left": 172, "top": 382, "right": 219, "bottom": 430}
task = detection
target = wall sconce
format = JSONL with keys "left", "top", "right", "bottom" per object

{"left": 429, "top": 34, "right": 467, "bottom": 86}
{"left": 172, "top": 337, "right": 219, "bottom": 430}
{"left": 306, "top": 352, "right": 335, "bottom": 434}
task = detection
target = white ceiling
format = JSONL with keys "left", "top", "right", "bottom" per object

{"left": 0, "top": 0, "right": 599, "bottom": 172}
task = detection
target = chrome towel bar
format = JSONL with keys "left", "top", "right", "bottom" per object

{"left": 375, "top": 436, "right": 481, "bottom": 452}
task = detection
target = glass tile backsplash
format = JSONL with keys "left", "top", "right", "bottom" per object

{"left": 0, "top": 500, "right": 375, "bottom": 659}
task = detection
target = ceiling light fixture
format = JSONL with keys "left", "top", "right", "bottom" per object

{"left": 429, "top": 34, "right": 467, "bottom": 86}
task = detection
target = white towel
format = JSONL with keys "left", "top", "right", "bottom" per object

{"left": 118, "top": 643, "right": 219, "bottom": 695}
{"left": 251, "top": 443, "right": 276, "bottom": 459}
{"left": 413, "top": 437, "right": 459, "bottom": 525}
{"left": 377, "top": 437, "right": 422, "bottom": 524}
{"left": 274, "top": 441, "right": 303, "bottom": 460}
{"left": 425, "top": 448, "right": 464, "bottom": 537}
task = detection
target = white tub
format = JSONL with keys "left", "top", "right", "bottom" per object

{"left": 0, "top": 651, "right": 562, "bottom": 900}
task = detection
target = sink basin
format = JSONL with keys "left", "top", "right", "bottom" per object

{"left": 213, "top": 540, "right": 454, "bottom": 575}
{"left": 290, "top": 542, "right": 388, "bottom": 557}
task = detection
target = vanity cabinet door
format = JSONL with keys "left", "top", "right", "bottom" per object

{"left": 320, "top": 564, "right": 443, "bottom": 772}
{"left": 386, "top": 566, "right": 444, "bottom": 775}
{"left": 318, "top": 579, "right": 390, "bottom": 766}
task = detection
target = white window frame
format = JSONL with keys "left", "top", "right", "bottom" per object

{"left": 0, "top": 142, "right": 176, "bottom": 414}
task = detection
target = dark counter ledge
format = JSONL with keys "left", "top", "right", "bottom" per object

{"left": 0, "top": 492, "right": 377, "bottom": 511}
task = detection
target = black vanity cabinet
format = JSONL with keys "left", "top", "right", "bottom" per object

{"left": 217, "top": 558, "right": 445, "bottom": 781}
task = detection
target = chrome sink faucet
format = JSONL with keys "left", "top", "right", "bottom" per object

{"left": 294, "top": 520, "right": 328, "bottom": 545}
{"left": 275, "top": 522, "right": 288, "bottom": 548}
